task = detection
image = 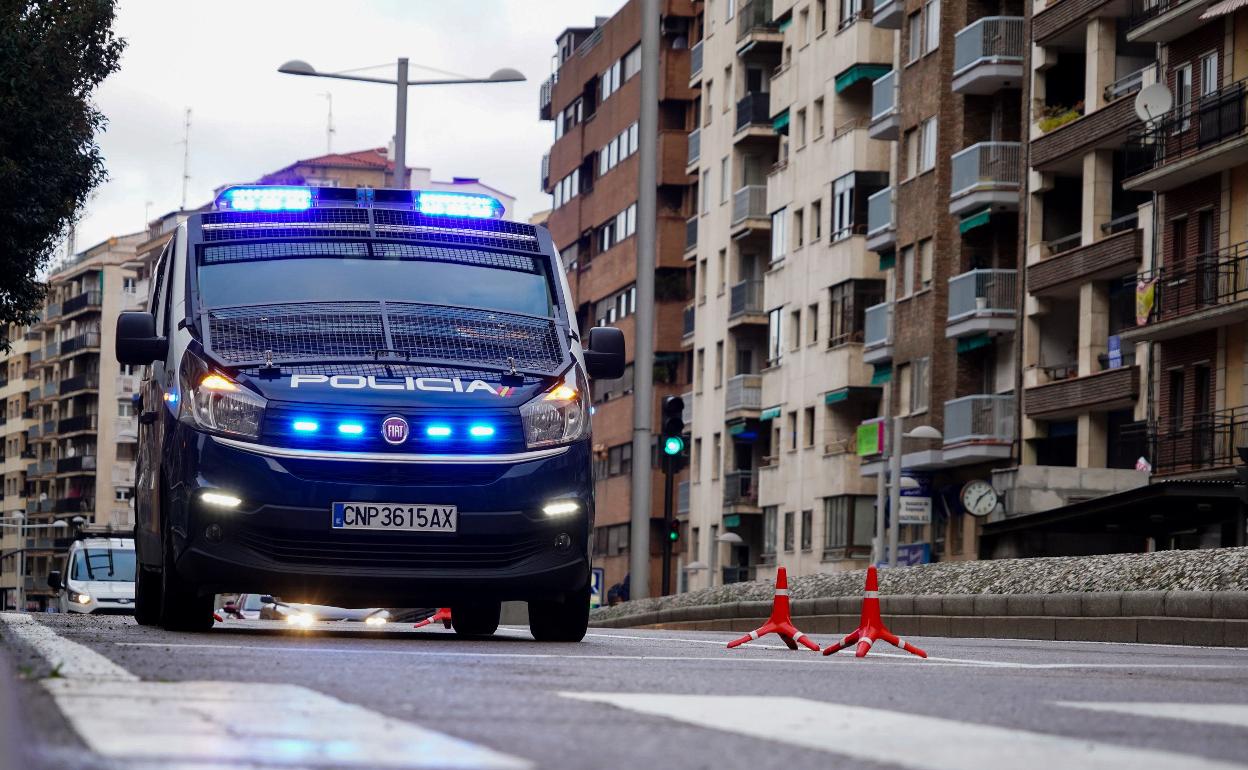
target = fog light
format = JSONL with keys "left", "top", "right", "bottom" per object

{"left": 364, "top": 615, "right": 387, "bottom": 626}
{"left": 554, "top": 533, "right": 572, "bottom": 552}
{"left": 201, "top": 491, "right": 241, "bottom": 509}
{"left": 285, "top": 612, "right": 314, "bottom": 627}
{"left": 204, "top": 523, "right": 223, "bottom": 543}
{"left": 542, "top": 500, "right": 580, "bottom": 517}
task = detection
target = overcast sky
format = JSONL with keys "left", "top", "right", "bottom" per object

{"left": 73, "top": 0, "right": 624, "bottom": 251}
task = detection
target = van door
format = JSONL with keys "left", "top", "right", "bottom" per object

{"left": 135, "top": 234, "right": 175, "bottom": 564}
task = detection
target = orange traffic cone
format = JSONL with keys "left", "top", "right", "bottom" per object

{"left": 822, "top": 566, "right": 927, "bottom": 659}
{"left": 727, "top": 567, "right": 820, "bottom": 651}
{"left": 413, "top": 607, "right": 452, "bottom": 629}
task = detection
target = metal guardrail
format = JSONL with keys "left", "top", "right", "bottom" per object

{"left": 690, "top": 40, "right": 703, "bottom": 77}
{"left": 1127, "top": 0, "right": 1187, "bottom": 30}
{"left": 944, "top": 395, "right": 1015, "bottom": 444}
{"left": 1135, "top": 240, "right": 1248, "bottom": 325}
{"left": 1101, "top": 212, "right": 1140, "bottom": 235}
{"left": 1124, "top": 78, "right": 1248, "bottom": 178}
{"left": 737, "top": 0, "right": 778, "bottom": 42}
{"left": 866, "top": 188, "right": 893, "bottom": 237}
{"left": 735, "top": 92, "right": 771, "bottom": 132}
{"left": 59, "top": 332, "right": 101, "bottom": 355}
{"left": 1105, "top": 63, "right": 1157, "bottom": 102}
{"left": 61, "top": 290, "right": 102, "bottom": 315}
{"left": 688, "top": 127, "right": 701, "bottom": 165}
{"left": 723, "top": 470, "right": 759, "bottom": 505}
{"left": 1044, "top": 231, "right": 1082, "bottom": 256}
{"left": 871, "top": 70, "right": 896, "bottom": 122}
{"left": 953, "top": 17, "right": 1024, "bottom": 76}
{"left": 731, "top": 186, "right": 767, "bottom": 225}
{"left": 729, "top": 280, "right": 764, "bottom": 318}
{"left": 948, "top": 270, "right": 1018, "bottom": 321}
{"left": 725, "top": 374, "right": 762, "bottom": 411}
{"left": 57, "top": 455, "right": 96, "bottom": 473}
{"left": 60, "top": 373, "right": 100, "bottom": 395}
{"left": 950, "top": 142, "right": 1022, "bottom": 198}
{"left": 864, "top": 302, "right": 891, "bottom": 348}
{"left": 1148, "top": 406, "right": 1248, "bottom": 473}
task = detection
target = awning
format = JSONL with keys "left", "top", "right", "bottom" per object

{"left": 824, "top": 386, "right": 883, "bottom": 405}
{"left": 1202, "top": 0, "right": 1248, "bottom": 18}
{"left": 772, "top": 110, "right": 790, "bottom": 135}
{"left": 956, "top": 333, "right": 992, "bottom": 354}
{"left": 958, "top": 208, "right": 992, "bottom": 234}
{"left": 878, "top": 252, "right": 895, "bottom": 270}
{"left": 760, "top": 406, "right": 781, "bottom": 421}
{"left": 778, "top": 17, "right": 793, "bottom": 30}
{"left": 870, "top": 366, "right": 892, "bottom": 385}
{"left": 835, "top": 64, "right": 892, "bottom": 94}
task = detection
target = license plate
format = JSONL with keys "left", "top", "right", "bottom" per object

{"left": 331, "top": 503, "right": 457, "bottom": 532}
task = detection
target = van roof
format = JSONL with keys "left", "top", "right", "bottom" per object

{"left": 72, "top": 537, "right": 135, "bottom": 550}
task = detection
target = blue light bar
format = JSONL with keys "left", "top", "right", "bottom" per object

{"left": 217, "top": 186, "right": 313, "bottom": 211}
{"left": 292, "top": 420, "right": 319, "bottom": 433}
{"left": 337, "top": 422, "right": 365, "bottom": 435}
{"left": 426, "top": 425, "right": 452, "bottom": 438}
{"left": 415, "top": 191, "right": 504, "bottom": 219}
{"left": 468, "top": 424, "right": 496, "bottom": 438}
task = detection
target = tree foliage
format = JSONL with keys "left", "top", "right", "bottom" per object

{"left": 0, "top": 0, "right": 124, "bottom": 344}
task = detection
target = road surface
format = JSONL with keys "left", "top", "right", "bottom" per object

{"left": 2, "top": 612, "right": 1247, "bottom": 769}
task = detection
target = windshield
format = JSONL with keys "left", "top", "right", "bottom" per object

{"left": 198, "top": 254, "right": 555, "bottom": 318}
{"left": 241, "top": 594, "right": 263, "bottom": 611}
{"left": 70, "top": 548, "right": 136, "bottom": 583}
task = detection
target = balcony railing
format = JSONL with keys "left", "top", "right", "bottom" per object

{"left": 57, "top": 414, "right": 98, "bottom": 434}
{"left": 953, "top": 17, "right": 1024, "bottom": 76}
{"left": 59, "top": 373, "right": 100, "bottom": 395}
{"left": 61, "top": 290, "right": 102, "bottom": 315}
{"left": 731, "top": 185, "right": 767, "bottom": 225}
{"left": 690, "top": 40, "right": 703, "bottom": 78}
{"left": 1124, "top": 79, "right": 1248, "bottom": 180}
{"left": 943, "top": 395, "right": 1015, "bottom": 445}
{"left": 864, "top": 302, "right": 891, "bottom": 349}
{"left": 950, "top": 142, "right": 1022, "bottom": 198}
{"left": 866, "top": 187, "right": 893, "bottom": 238}
{"left": 1105, "top": 63, "right": 1157, "bottom": 103}
{"left": 737, "top": 0, "right": 778, "bottom": 42}
{"left": 948, "top": 269, "right": 1018, "bottom": 321}
{"left": 540, "top": 153, "right": 550, "bottom": 191}
{"left": 735, "top": 92, "right": 771, "bottom": 133}
{"left": 1135, "top": 241, "right": 1248, "bottom": 326}
{"left": 40, "top": 382, "right": 57, "bottom": 400}
{"left": 1127, "top": 0, "right": 1201, "bottom": 31}
{"left": 59, "top": 333, "right": 101, "bottom": 356}
{"left": 539, "top": 74, "right": 554, "bottom": 119}
{"left": 57, "top": 455, "right": 97, "bottom": 473}
{"left": 729, "top": 280, "right": 764, "bottom": 318}
{"left": 871, "top": 71, "right": 896, "bottom": 122}
{"left": 723, "top": 469, "right": 759, "bottom": 506}
{"left": 725, "top": 374, "right": 762, "bottom": 412}
{"left": 685, "top": 217, "right": 698, "bottom": 252}
{"left": 1148, "top": 406, "right": 1248, "bottom": 474}
{"left": 42, "top": 342, "right": 59, "bottom": 359}
{"left": 688, "top": 127, "right": 701, "bottom": 165}
{"left": 683, "top": 305, "right": 695, "bottom": 337}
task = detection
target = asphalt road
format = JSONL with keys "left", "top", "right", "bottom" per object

{"left": 3, "top": 612, "right": 1248, "bottom": 770}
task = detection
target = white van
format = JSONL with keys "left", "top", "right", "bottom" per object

{"left": 49, "top": 537, "right": 137, "bottom": 614}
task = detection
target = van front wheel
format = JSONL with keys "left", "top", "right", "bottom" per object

{"left": 157, "top": 494, "right": 214, "bottom": 632}
{"left": 528, "top": 584, "right": 589, "bottom": 642}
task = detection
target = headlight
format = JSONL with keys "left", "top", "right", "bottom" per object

{"left": 71, "top": 592, "right": 91, "bottom": 605}
{"left": 364, "top": 615, "right": 387, "bottom": 626}
{"left": 179, "top": 351, "right": 266, "bottom": 439}
{"left": 520, "top": 369, "right": 589, "bottom": 448}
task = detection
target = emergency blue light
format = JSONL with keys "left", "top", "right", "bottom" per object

{"left": 414, "top": 191, "right": 504, "bottom": 219}
{"left": 217, "top": 186, "right": 313, "bottom": 211}
{"left": 468, "top": 424, "right": 496, "bottom": 438}
{"left": 337, "top": 422, "right": 365, "bottom": 435}
{"left": 426, "top": 425, "right": 453, "bottom": 438}
{"left": 292, "top": 420, "right": 319, "bottom": 433}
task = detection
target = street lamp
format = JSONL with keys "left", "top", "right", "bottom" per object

{"left": 880, "top": 419, "right": 942, "bottom": 568}
{"left": 1, "top": 516, "right": 68, "bottom": 611}
{"left": 277, "top": 59, "right": 525, "bottom": 189}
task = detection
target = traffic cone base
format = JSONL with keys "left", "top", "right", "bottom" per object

{"left": 726, "top": 567, "right": 820, "bottom": 651}
{"left": 413, "top": 607, "right": 453, "bottom": 629}
{"left": 822, "top": 566, "right": 927, "bottom": 659}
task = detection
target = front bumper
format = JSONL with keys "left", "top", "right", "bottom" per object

{"left": 167, "top": 428, "right": 595, "bottom": 606}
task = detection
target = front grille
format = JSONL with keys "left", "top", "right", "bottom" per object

{"left": 207, "top": 302, "right": 386, "bottom": 363}
{"left": 238, "top": 363, "right": 542, "bottom": 382}
{"left": 201, "top": 209, "right": 370, "bottom": 241}
{"left": 276, "top": 459, "right": 507, "bottom": 486}
{"left": 386, "top": 304, "right": 563, "bottom": 372}
{"left": 234, "top": 526, "right": 549, "bottom": 570}
{"left": 201, "top": 241, "right": 370, "bottom": 264}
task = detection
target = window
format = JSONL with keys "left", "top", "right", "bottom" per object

{"left": 796, "top": 108, "right": 807, "bottom": 147}
{"left": 726, "top": 0, "right": 735, "bottom": 19}
{"left": 923, "top": 0, "right": 939, "bottom": 54}
{"left": 789, "top": 308, "right": 801, "bottom": 350}
{"left": 919, "top": 117, "right": 937, "bottom": 172}
{"left": 828, "top": 279, "right": 885, "bottom": 347}
{"left": 919, "top": 238, "right": 933, "bottom": 290}
{"left": 1175, "top": 64, "right": 1192, "bottom": 131}
{"left": 698, "top": 258, "right": 707, "bottom": 302}
{"left": 911, "top": 357, "right": 930, "bottom": 412}
{"left": 714, "top": 341, "right": 724, "bottom": 387}
{"left": 903, "top": 128, "right": 918, "bottom": 178}
{"left": 723, "top": 67, "right": 732, "bottom": 112}
{"left": 803, "top": 407, "right": 815, "bottom": 447}
{"left": 623, "top": 45, "right": 641, "bottom": 80}
{"left": 767, "top": 307, "right": 784, "bottom": 365}
{"left": 717, "top": 249, "right": 727, "bottom": 295}
{"left": 823, "top": 495, "right": 874, "bottom": 553}
{"left": 693, "top": 437, "right": 703, "bottom": 477}
{"left": 594, "top": 284, "right": 637, "bottom": 326}
{"left": 600, "top": 59, "right": 622, "bottom": 102}
{"left": 907, "top": 12, "right": 922, "bottom": 63}
{"left": 771, "top": 208, "right": 788, "bottom": 261}
{"left": 702, "top": 170, "right": 711, "bottom": 213}
{"left": 808, "top": 302, "right": 819, "bottom": 345}
{"left": 811, "top": 199, "right": 823, "bottom": 241}
{"left": 794, "top": 208, "right": 805, "bottom": 249}
{"left": 553, "top": 169, "right": 580, "bottom": 208}
{"left": 695, "top": 348, "right": 705, "bottom": 393}
{"left": 712, "top": 432, "right": 722, "bottom": 479}
{"left": 813, "top": 97, "right": 825, "bottom": 138}
{"left": 598, "top": 122, "right": 639, "bottom": 176}
{"left": 786, "top": 411, "right": 798, "bottom": 451}
{"left": 599, "top": 443, "right": 632, "bottom": 478}
{"left": 1169, "top": 370, "right": 1185, "bottom": 430}
{"left": 783, "top": 511, "right": 795, "bottom": 551}
{"left": 817, "top": 0, "right": 828, "bottom": 32}
{"left": 840, "top": 0, "right": 862, "bottom": 29}
{"left": 900, "top": 244, "right": 915, "bottom": 297}
{"left": 898, "top": 363, "right": 912, "bottom": 416}
{"left": 763, "top": 506, "right": 778, "bottom": 554}
{"left": 801, "top": 509, "right": 813, "bottom": 551}
{"left": 704, "top": 79, "right": 713, "bottom": 125}
{"left": 832, "top": 175, "right": 853, "bottom": 240}
{"left": 720, "top": 156, "right": 730, "bottom": 203}
{"left": 596, "top": 204, "right": 636, "bottom": 252}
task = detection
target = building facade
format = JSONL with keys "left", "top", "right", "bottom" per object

{"left": 539, "top": 1, "right": 697, "bottom": 594}
{"left": 1, "top": 326, "right": 37, "bottom": 610}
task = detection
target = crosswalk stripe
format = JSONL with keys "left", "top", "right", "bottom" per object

{"left": 1056, "top": 702, "right": 1248, "bottom": 730}
{"left": 0, "top": 613, "right": 135, "bottom": 681}
{"left": 558, "top": 693, "right": 1247, "bottom": 770}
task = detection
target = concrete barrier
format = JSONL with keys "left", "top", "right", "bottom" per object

{"left": 589, "top": 591, "right": 1248, "bottom": 647}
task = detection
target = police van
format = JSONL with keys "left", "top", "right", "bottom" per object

{"left": 116, "top": 186, "right": 624, "bottom": 640}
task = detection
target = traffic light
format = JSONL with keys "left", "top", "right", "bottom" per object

{"left": 660, "top": 395, "right": 686, "bottom": 473}
{"left": 668, "top": 518, "right": 681, "bottom": 543}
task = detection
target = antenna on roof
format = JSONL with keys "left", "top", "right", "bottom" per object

{"left": 178, "top": 108, "right": 192, "bottom": 210}
{"left": 320, "top": 92, "right": 335, "bottom": 153}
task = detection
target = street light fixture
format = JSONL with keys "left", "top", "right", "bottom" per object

{"left": 277, "top": 58, "right": 526, "bottom": 189}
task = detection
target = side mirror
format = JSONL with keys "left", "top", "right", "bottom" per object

{"left": 584, "top": 327, "right": 626, "bottom": 380}
{"left": 259, "top": 595, "right": 276, "bottom": 605}
{"left": 116, "top": 311, "right": 168, "bottom": 366}
{"left": 47, "top": 571, "right": 62, "bottom": 591}
{"left": 222, "top": 602, "right": 238, "bottom": 612}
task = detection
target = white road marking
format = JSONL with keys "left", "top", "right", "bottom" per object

{"left": 558, "top": 693, "right": 1248, "bottom": 770}
{"left": 1057, "top": 702, "right": 1248, "bottom": 730}
{"left": 1, "top": 614, "right": 530, "bottom": 769}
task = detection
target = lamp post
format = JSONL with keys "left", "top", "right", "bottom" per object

{"left": 884, "top": 418, "right": 942, "bottom": 568}
{"left": 1, "top": 514, "right": 69, "bottom": 611}
{"left": 277, "top": 59, "right": 525, "bottom": 190}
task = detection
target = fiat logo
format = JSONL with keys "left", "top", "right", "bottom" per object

{"left": 381, "top": 416, "right": 409, "bottom": 445}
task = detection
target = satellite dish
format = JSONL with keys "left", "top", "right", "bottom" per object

{"left": 1135, "top": 83, "right": 1174, "bottom": 123}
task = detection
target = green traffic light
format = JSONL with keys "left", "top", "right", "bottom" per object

{"left": 668, "top": 530, "right": 679, "bottom": 542}
{"left": 663, "top": 436, "right": 684, "bottom": 456}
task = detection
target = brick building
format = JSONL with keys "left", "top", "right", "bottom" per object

{"left": 539, "top": 2, "right": 697, "bottom": 593}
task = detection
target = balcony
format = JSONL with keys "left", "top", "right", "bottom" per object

{"left": 57, "top": 414, "right": 98, "bottom": 434}
{"left": 1032, "top": 96, "right": 1141, "bottom": 173}
{"left": 1105, "top": 63, "right": 1158, "bottom": 104}
{"left": 868, "top": 71, "right": 899, "bottom": 141}
{"left": 57, "top": 455, "right": 97, "bottom": 474}
{"left": 946, "top": 269, "right": 1018, "bottom": 339}
{"left": 682, "top": 305, "right": 695, "bottom": 340}
{"left": 61, "top": 290, "right": 102, "bottom": 316}
{"left": 59, "top": 332, "right": 101, "bottom": 356}
{"left": 115, "top": 374, "right": 140, "bottom": 398}
{"left": 1121, "top": 240, "right": 1248, "bottom": 343}
{"left": 539, "top": 74, "right": 554, "bottom": 121}
{"left": 942, "top": 394, "right": 1015, "bottom": 466}
{"left": 1148, "top": 406, "right": 1248, "bottom": 475}
{"left": 681, "top": 391, "right": 693, "bottom": 426}
{"left": 42, "top": 341, "right": 59, "bottom": 360}
{"left": 121, "top": 279, "right": 149, "bottom": 312}
{"left": 723, "top": 469, "right": 759, "bottom": 508}
{"left": 115, "top": 416, "right": 138, "bottom": 442}
{"left": 39, "top": 382, "right": 57, "bottom": 400}
{"left": 731, "top": 185, "right": 769, "bottom": 231}
{"left": 1025, "top": 365, "right": 1140, "bottom": 419}
{"left": 949, "top": 142, "right": 1021, "bottom": 216}
{"left": 1127, "top": 0, "right": 1218, "bottom": 44}
{"left": 872, "top": 0, "right": 903, "bottom": 29}
{"left": 862, "top": 302, "right": 893, "bottom": 365}
{"left": 53, "top": 496, "right": 91, "bottom": 514}
{"left": 1028, "top": 226, "right": 1142, "bottom": 298}
{"left": 113, "top": 462, "right": 136, "bottom": 486}
{"left": 952, "top": 17, "right": 1024, "bottom": 95}
{"left": 736, "top": 0, "right": 782, "bottom": 49}
{"left": 690, "top": 40, "right": 703, "bottom": 81}
{"left": 28, "top": 348, "right": 43, "bottom": 364}
{"left": 59, "top": 373, "right": 99, "bottom": 396}
{"left": 865, "top": 187, "right": 895, "bottom": 253}
{"left": 1124, "top": 79, "right": 1248, "bottom": 192}
{"left": 728, "top": 280, "right": 765, "bottom": 326}
{"left": 734, "top": 92, "right": 773, "bottom": 139}
{"left": 724, "top": 374, "right": 762, "bottom": 416}
{"left": 687, "top": 127, "right": 700, "bottom": 167}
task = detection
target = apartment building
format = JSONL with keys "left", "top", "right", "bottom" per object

{"left": 0, "top": 326, "right": 37, "bottom": 610}
{"left": 539, "top": 1, "right": 697, "bottom": 594}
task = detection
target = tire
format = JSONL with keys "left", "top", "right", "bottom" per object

{"left": 529, "top": 584, "right": 589, "bottom": 642}
{"left": 450, "top": 601, "right": 501, "bottom": 637}
{"left": 158, "top": 489, "right": 214, "bottom": 633}
{"left": 133, "top": 560, "right": 162, "bottom": 627}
